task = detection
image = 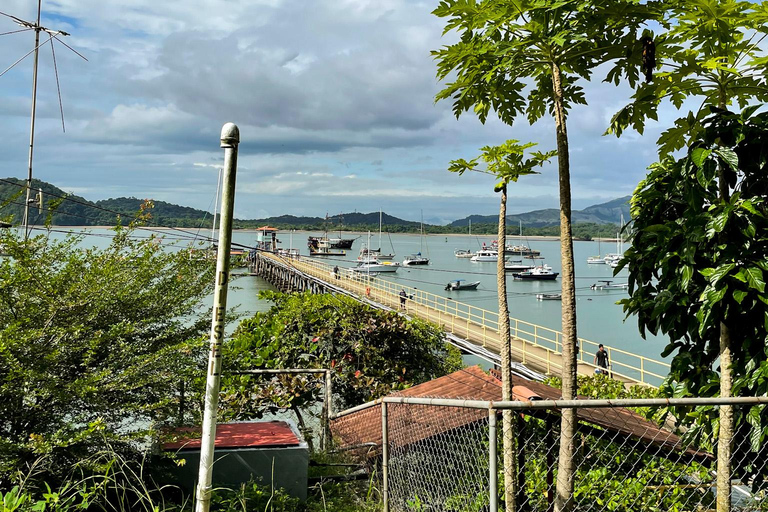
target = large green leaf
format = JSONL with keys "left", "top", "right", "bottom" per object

{"left": 745, "top": 267, "right": 766, "bottom": 293}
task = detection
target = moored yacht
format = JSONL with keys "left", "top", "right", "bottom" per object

{"left": 471, "top": 249, "right": 499, "bottom": 262}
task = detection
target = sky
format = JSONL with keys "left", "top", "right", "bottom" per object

{"left": 0, "top": 0, "right": 676, "bottom": 225}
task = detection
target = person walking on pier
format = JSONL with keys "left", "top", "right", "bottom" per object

{"left": 399, "top": 289, "right": 407, "bottom": 310}
{"left": 594, "top": 344, "right": 610, "bottom": 375}
{"left": 333, "top": 265, "right": 340, "bottom": 279}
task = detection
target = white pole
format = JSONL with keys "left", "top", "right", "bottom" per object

{"left": 195, "top": 123, "right": 239, "bottom": 512}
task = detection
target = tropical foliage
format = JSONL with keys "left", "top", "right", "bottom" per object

{"left": 0, "top": 226, "right": 214, "bottom": 486}
{"left": 220, "top": 291, "right": 462, "bottom": 423}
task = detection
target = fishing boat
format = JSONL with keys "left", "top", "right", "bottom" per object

{"left": 512, "top": 264, "right": 559, "bottom": 280}
{"left": 505, "top": 222, "right": 541, "bottom": 256}
{"left": 403, "top": 212, "right": 430, "bottom": 266}
{"left": 307, "top": 237, "right": 346, "bottom": 256}
{"left": 471, "top": 249, "right": 499, "bottom": 262}
{"left": 455, "top": 220, "right": 475, "bottom": 258}
{"left": 536, "top": 293, "right": 562, "bottom": 300}
{"left": 590, "top": 280, "right": 628, "bottom": 290}
{"left": 445, "top": 279, "right": 481, "bottom": 291}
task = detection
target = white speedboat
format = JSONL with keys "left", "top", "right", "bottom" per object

{"left": 455, "top": 249, "right": 474, "bottom": 258}
{"left": 587, "top": 255, "right": 606, "bottom": 264}
{"left": 350, "top": 261, "right": 400, "bottom": 273}
{"left": 471, "top": 249, "right": 499, "bottom": 262}
{"left": 536, "top": 293, "right": 562, "bottom": 301}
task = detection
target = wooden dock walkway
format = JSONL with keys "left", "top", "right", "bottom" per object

{"left": 252, "top": 252, "right": 668, "bottom": 387}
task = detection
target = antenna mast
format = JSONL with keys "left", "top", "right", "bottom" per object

{"left": 0, "top": 2, "right": 87, "bottom": 236}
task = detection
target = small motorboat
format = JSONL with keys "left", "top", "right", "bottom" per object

{"left": 445, "top": 279, "right": 481, "bottom": 291}
{"left": 536, "top": 293, "right": 562, "bottom": 301}
{"left": 586, "top": 255, "right": 606, "bottom": 264}
{"left": 513, "top": 264, "right": 559, "bottom": 280}
{"left": 590, "top": 280, "right": 628, "bottom": 290}
{"left": 454, "top": 249, "right": 474, "bottom": 258}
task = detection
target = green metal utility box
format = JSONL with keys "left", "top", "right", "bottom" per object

{"left": 163, "top": 420, "right": 309, "bottom": 500}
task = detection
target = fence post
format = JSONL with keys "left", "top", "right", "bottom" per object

{"left": 323, "top": 370, "right": 332, "bottom": 451}
{"left": 382, "top": 401, "right": 389, "bottom": 512}
{"left": 489, "top": 408, "right": 498, "bottom": 512}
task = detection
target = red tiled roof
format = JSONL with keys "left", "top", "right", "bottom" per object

{"left": 163, "top": 421, "right": 299, "bottom": 451}
{"left": 331, "top": 366, "right": 710, "bottom": 461}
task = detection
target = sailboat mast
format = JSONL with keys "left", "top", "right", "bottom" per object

{"left": 379, "top": 209, "right": 383, "bottom": 250}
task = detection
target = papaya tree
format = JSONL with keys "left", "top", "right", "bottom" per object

{"left": 449, "top": 140, "right": 554, "bottom": 508}
{"left": 432, "top": 1, "right": 654, "bottom": 508}
{"left": 620, "top": 107, "right": 768, "bottom": 506}
{"left": 608, "top": 3, "right": 768, "bottom": 505}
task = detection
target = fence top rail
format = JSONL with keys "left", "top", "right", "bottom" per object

{"left": 230, "top": 369, "right": 329, "bottom": 375}
{"left": 381, "top": 395, "right": 768, "bottom": 410}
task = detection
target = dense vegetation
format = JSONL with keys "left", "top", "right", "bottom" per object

{"left": 220, "top": 291, "right": 463, "bottom": 425}
{"left": 0, "top": 225, "right": 214, "bottom": 487}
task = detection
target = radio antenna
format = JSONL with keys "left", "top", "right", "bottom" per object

{"left": 0, "top": 2, "right": 87, "bottom": 236}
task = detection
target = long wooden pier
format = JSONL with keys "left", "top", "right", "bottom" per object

{"left": 250, "top": 252, "right": 668, "bottom": 387}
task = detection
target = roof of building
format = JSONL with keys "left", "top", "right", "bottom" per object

{"left": 331, "top": 366, "right": 709, "bottom": 461}
{"left": 163, "top": 421, "right": 300, "bottom": 451}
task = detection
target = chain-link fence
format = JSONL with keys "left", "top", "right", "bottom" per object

{"left": 370, "top": 396, "right": 768, "bottom": 512}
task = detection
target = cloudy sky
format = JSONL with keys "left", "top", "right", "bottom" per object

{"left": 0, "top": 0, "right": 673, "bottom": 224}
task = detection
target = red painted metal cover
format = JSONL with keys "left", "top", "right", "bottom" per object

{"left": 163, "top": 421, "right": 300, "bottom": 451}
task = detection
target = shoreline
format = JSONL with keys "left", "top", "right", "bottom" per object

{"left": 44, "top": 226, "right": 622, "bottom": 242}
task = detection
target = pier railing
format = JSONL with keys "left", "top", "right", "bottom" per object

{"left": 261, "top": 252, "right": 669, "bottom": 387}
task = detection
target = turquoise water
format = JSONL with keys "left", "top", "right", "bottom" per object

{"left": 33, "top": 227, "right": 669, "bottom": 371}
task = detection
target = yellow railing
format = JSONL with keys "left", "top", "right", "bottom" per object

{"left": 260, "top": 253, "right": 669, "bottom": 387}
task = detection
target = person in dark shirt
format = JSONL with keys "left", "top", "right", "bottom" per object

{"left": 399, "top": 289, "right": 407, "bottom": 310}
{"left": 594, "top": 344, "right": 610, "bottom": 375}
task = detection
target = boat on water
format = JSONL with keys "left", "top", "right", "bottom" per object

{"left": 308, "top": 237, "right": 346, "bottom": 256}
{"left": 403, "top": 252, "right": 429, "bottom": 266}
{"left": 350, "top": 261, "right": 400, "bottom": 273}
{"left": 328, "top": 237, "right": 357, "bottom": 249}
{"left": 455, "top": 220, "right": 475, "bottom": 258}
{"left": 536, "top": 293, "right": 562, "bottom": 301}
{"left": 403, "top": 212, "right": 430, "bottom": 266}
{"left": 505, "top": 244, "right": 541, "bottom": 257}
{"left": 590, "top": 280, "right": 628, "bottom": 290}
{"left": 471, "top": 249, "right": 499, "bottom": 262}
{"left": 512, "top": 264, "right": 559, "bottom": 280}
{"left": 505, "top": 262, "right": 535, "bottom": 272}
{"left": 587, "top": 231, "right": 606, "bottom": 264}
{"left": 445, "top": 279, "right": 481, "bottom": 291}
{"left": 365, "top": 209, "right": 396, "bottom": 260}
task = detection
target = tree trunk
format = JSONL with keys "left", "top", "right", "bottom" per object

{"left": 716, "top": 146, "right": 733, "bottom": 512}
{"left": 498, "top": 184, "right": 517, "bottom": 510}
{"left": 551, "top": 61, "right": 578, "bottom": 512}
{"left": 717, "top": 322, "right": 733, "bottom": 512}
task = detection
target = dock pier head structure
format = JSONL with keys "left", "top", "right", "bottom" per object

{"left": 249, "top": 251, "right": 668, "bottom": 387}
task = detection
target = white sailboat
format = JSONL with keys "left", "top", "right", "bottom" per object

{"left": 455, "top": 219, "right": 475, "bottom": 258}
{"left": 403, "top": 211, "right": 430, "bottom": 266}
{"left": 587, "top": 227, "right": 606, "bottom": 264}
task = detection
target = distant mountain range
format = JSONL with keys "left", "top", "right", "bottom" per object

{"left": 449, "top": 196, "right": 631, "bottom": 228}
{"left": 0, "top": 178, "right": 629, "bottom": 234}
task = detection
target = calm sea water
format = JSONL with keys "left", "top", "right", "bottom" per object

{"left": 36, "top": 227, "right": 669, "bottom": 367}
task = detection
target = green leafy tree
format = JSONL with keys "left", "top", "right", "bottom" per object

{"left": 448, "top": 139, "right": 554, "bottom": 508}
{"left": 220, "top": 291, "right": 462, "bottom": 445}
{"left": 609, "top": 4, "right": 768, "bottom": 504}
{"left": 0, "top": 226, "right": 214, "bottom": 487}
{"left": 432, "top": 1, "right": 653, "bottom": 508}
{"left": 620, "top": 107, "right": 768, "bottom": 500}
